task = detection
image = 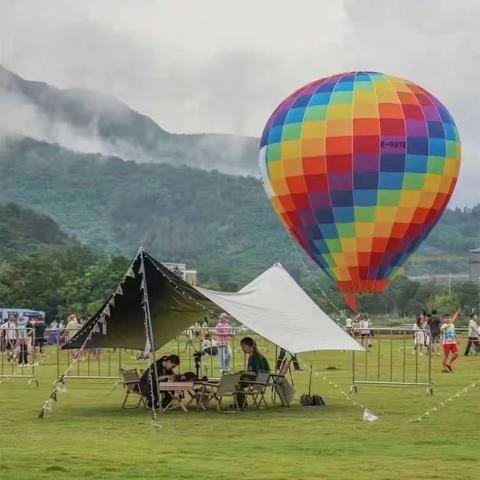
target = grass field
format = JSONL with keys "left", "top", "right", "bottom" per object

{"left": 0, "top": 335, "right": 479, "bottom": 480}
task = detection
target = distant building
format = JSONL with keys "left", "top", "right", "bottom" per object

{"left": 408, "top": 273, "right": 469, "bottom": 285}
{"left": 469, "top": 248, "right": 480, "bottom": 283}
{"left": 162, "top": 262, "right": 198, "bottom": 286}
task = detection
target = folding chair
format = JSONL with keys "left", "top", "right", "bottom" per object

{"left": 120, "top": 368, "right": 146, "bottom": 409}
{"left": 197, "top": 373, "right": 243, "bottom": 412}
{"left": 243, "top": 371, "right": 271, "bottom": 408}
{"left": 270, "top": 357, "right": 293, "bottom": 406}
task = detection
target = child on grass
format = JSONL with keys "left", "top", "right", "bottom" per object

{"left": 440, "top": 310, "right": 461, "bottom": 373}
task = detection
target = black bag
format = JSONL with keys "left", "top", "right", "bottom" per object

{"left": 300, "top": 393, "right": 326, "bottom": 406}
{"left": 300, "top": 365, "right": 326, "bottom": 407}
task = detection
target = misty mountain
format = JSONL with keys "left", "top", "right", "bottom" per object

{"left": 0, "top": 65, "right": 259, "bottom": 175}
{"left": 0, "top": 137, "right": 478, "bottom": 285}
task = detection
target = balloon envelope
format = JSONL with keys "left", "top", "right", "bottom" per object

{"left": 259, "top": 72, "right": 461, "bottom": 309}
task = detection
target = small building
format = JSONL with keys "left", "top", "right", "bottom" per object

{"left": 408, "top": 273, "right": 470, "bottom": 285}
{"left": 469, "top": 248, "right": 480, "bottom": 283}
{"left": 162, "top": 262, "right": 198, "bottom": 286}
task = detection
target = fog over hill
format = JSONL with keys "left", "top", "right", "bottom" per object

{"left": 0, "top": 65, "right": 259, "bottom": 176}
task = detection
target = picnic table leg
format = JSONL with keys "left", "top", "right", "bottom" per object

{"left": 162, "top": 397, "right": 175, "bottom": 413}
{"left": 178, "top": 394, "right": 188, "bottom": 413}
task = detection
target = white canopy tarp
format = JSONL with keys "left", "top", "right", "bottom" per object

{"left": 196, "top": 263, "right": 363, "bottom": 354}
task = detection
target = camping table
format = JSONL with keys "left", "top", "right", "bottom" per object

{"left": 158, "top": 382, "right": 195, "bottom": 413}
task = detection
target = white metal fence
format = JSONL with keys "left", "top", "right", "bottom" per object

{"left": 350, "top": 327, "right": 433, "bottom": 395}
{"left": 0, "top": 327, "right": 39, "bottom": 387}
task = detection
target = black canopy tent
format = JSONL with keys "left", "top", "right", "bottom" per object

{"left": 37, "top": 249, "right": 217, "bottom": 420}
{"left": 63, "top": 248, "right": 215, "bottom": 352}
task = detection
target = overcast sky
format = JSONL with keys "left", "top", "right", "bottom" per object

{"left": 0, "top": 0, "right": 478, "bottom": 206}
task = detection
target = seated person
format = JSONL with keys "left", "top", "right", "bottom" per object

{"left": 140, "top": 354, "right": 180, "bottom": 409}
{"left": 240, "top": 337, "right": 270, "bottom": 374}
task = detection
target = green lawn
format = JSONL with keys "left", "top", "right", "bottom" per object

{"left": 0, "top": 336, "right": 479, "bottom": 480}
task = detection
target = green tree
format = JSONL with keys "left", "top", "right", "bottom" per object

{"left": 58, "top": 255, "right": 130, "bottom": 320}
{"left": 452, "top": 282, "right": 478, "bottom": 312}
{"left": 427, "top": 293, "right": 460, "bottom": 316}
{"left": 384, "top": 276, "right": 421, "bottom": 315}
{"left": 0, "top": 251, "right": 64, "bottom": 320}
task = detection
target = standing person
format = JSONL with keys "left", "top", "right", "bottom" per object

{"left": 47, "top": 320, "right": 59, "bottom": 345}
{"left": 184, "top": 326, "right": 195, "bottom": 352}
{"left": 421, "top": 314, "right": 430, "bottom": 353}
{"left": 65, "top": 314, "right": 81, "bottom": 359}
{"left": 345, "top": 315, "right": 353, "bottom": 336}
{"left": 58, "top": 320, "right": 66, "bottom": 345}
{"left": 16, "top": 316, "right": 31, "bottom": 365}
{"left": 352, "top": 316, "right": 360, "bottom": 337}
{"left": 32, "top": 316, "right": 46, "bottom": 355}
{"left": 427, "top": 310, "right": 441, "bottom": 355}
{"left": 65, "top": 314, "right": 80, "bottom": 340}
{"left": 440, "top": 310, "right": 461, "bottom": 372}
{"left": 1, "top": 314, "right": 18, "bottom": 362}
{"left": 367, "top": 316, "right": 374, "bottom": 339}
{"left": 194, "top": 322, "right": 201, "bottom": 339}
{"left": 413, "top": 314, "right": 426, "bottom": 355}
{"left": 359, "top": 315, "right": 371, "bottom": 349}
{"left": 464, "top": 314, "right": 480, "bottom": 356}
{"left": 215, "top": 312, "right": 232, "bottom": 374}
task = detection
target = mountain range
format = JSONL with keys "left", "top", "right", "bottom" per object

{"left": 0, "top": 65, "right": 258, "bottom": 176}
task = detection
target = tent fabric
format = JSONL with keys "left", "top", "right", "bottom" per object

{"left": 197, "top": 263, "right": 363, "bottom": 353}
{"left": 64, "top": 250, "right": 361, "bottom": 354}
{"left": 63, "top": 250, "right": 214, "bottom": 351}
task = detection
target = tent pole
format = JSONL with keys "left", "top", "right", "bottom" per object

{"left": 140, "top": 250, "right": 162, "bottom": 421}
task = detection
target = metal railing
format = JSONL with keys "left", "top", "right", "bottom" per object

{"left": 171, "top": 327, "right": 250, "bottom": 378}
{"left": 0, "top": 328, "right": 39, "bottom": 387}
{"left": 52, "top": 327, "right": 263, "bottom": 382}
{"left": 56, "top": 347, "right": 123, "bottom": 380}
{"left": 351, "top": 327, "right": 433, "bottom": 395}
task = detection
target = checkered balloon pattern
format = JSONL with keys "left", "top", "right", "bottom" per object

{"left": 259, "top": 72, "right": 461, "bottom": 309}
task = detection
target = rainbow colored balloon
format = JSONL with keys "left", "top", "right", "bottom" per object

{"left": 259, "top": 72, "right": 461, "bottom": 310}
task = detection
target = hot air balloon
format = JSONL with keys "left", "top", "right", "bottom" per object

{"left": 259, "top": 72, "right": 461, "bottom": 310}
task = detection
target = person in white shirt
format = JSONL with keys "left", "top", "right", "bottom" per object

{"left": 184, "top": 326, "right": 195, "bottom": 352}
{"left": 464, "top": 314, "right": 480, "bottom": 356}
{"left": 65, "top": 314, "right": 80, "bottom": 339}
{"left": 65, "top": 314, "right": 81, "bottom": 359}
{"left": 16, "top": 316, "right": 32, "bottom": 365}
{"left": 1, "top": 314, "right": 18, "bottom": 362}
{"left": 359, "top": 315, "right": 371, "bottom": 348}
{"left": 345, "top": 316, "right": 353, "bottom": 335}
{"left": 413, "top": 314, "right": 426, "bottom": 355}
